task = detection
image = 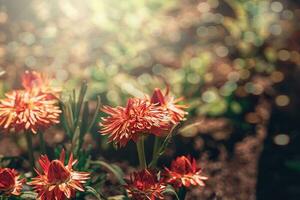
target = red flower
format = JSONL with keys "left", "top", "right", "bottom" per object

{"left": 164, "top": 156, "right": 207, "bottom": 188}
{"left": 29, "top": 150, "right": 90, "bottom": 200}
{"left": 100, "top": 98, "right": 169, "bottom": 147}
{"left": 0, "top": 90, "right": 61, "bottom": 133}
{"left": 0, "top": 168, "right": 25, "bottom": 196}
{"left": 22, "top": 70, "right": 61, "bottom": 99}
{"left": 151, "top": 88, "right": 188, "bottom": 124}
{"left": 125, "top": 169, "right": 166, "bottom": 200}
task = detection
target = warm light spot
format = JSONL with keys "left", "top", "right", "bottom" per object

{"left": 278, "top": 50, "right": 290, "bottom": 61}
{"left": 270, "top": 71, "right": 284, "bottom": 83}
{"left": 245, "top": 112, "right": 260, "bottom": 124}
{"left": 215, "top": 45, "right": 228, "bottom": 57}
{"left": 291, "top": 51, "right": 300, "bottom": 63}
{"left": 240, "top": 69, "right": 250, "bottom": 79}
{"left": 271, "top": 1, "right": 283, "bottom": 13}
{"left": 252, "top": 84, "right": 263, "bottom": 95}
{"left": 0, "top": 12, "right": 8, "bottom": 24}
{"left": 208, "top": 0, "right": 219, "bottom": 8}
{"left": 227, "top": 72, "right": 240, "bottom": 82}
{"left": 274, "top": 134, "right": 290, "bottom": 146}
{"left": 197, "top": 2, "right": 210, "bottom": 13}
{"left": 0, "top": 47, "right": 6, "bottom": 57}
{"left": 204, "top": 73, "right": 213, "bottom": 82}
{"left": 275, "top": 95, "right": 290, "bottom": 107}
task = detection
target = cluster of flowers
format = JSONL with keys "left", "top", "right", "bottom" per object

{"left": 0, "top": 155, "right": 207, "bottom": 200}
{"left": 0, "top": 71, "right": 61, "bottom": 134}
{"left": 125, "top": 156, "right": 207, "bottom": 200}
{"left": 100, "top": 86, "right": 207, "bottom": 199}
{"left": 0, "top": 151, "right": 90, "bottom": 200}
{"left": 100, "top": 87, "right": 188, "bottom": 146}
{"left": 0, "top": 71, "right": 207, "bottom": 200}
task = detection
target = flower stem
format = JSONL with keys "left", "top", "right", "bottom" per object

{"left": 136, "top": 135, "right": 147, "bottom": 169}
{"left": 25, "top": 132, "right": 35, "bottom": 174}
{"left": 38, "top": 131, "right": 46, "bottom": 155}
{"left": 0, "top": 195, "right": 7, "bottom": 200}
{"left": 178, "top": 187, "right": 187, "bottom": 200}
{"left": 151, "top": 136, "right": 161, "bottom": 167}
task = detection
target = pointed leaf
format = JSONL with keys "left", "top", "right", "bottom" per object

{"left": 20, "top": 191, "right": 38, "bottom": 199}
{"left": 90, "top": 161, "right": 126, "bottom": 185}
{"left": 85, "top": 186, "right": 104, "bottom": 200}
{"left": 163, "top": 186, "right": 180, "bottom": 200}
{"left": 87, "top": 96, "right": 101, "bottom": 133}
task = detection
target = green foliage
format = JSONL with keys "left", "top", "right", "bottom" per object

{"left": 60, "top": 82, "right": 101, "bottom": 157}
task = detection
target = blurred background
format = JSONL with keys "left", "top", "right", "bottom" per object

{"left": 0, "top": 0, "right": 299, "bottom": 199}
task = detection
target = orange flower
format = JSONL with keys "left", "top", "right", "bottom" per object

{"left": 29, "top": 150, "right": 90, "bottom": 200}
{"left": 100, "top": 98, "right": 169, "bottom": 147}
{"left": 125, "top": 169, "right": 166, "bottom": 200}
{"left": 22, "top": 70, "right": 61, "bottom": 99}
{"left": 151, "top": 88, "right": 188, "bottom": 124}
{"left": 164, "top": 156, "right": 207, "bottom": 188}
{"left": 0, "top": 168, "right": 25, "bottom": 196}
{"left": 0, "top": 90, "right": 61, "bottom": 133}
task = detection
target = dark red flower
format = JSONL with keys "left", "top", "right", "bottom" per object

{"left": 164, "top": 156, "right": 207, "bottom": 188}
{"left": 0, "top": 168, "right": 25, "bottom": 196}
{"left": 125, "top": 169, "right": 166, "bottom": 200}
{"left": 0, "top": 90, "right": 61, "bottom": 134}
{"left": 29, "top": 150, "right": 90, "bottom": 200}
{"left": 100, "top": 97, "right": 169, "bottom": 147}
{"left": 151, "top": 88, "right": 188, "bottom": 124}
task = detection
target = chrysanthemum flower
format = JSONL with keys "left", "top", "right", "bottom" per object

{"left": 29, "top": 150, "right": 90, "bottom": 200}
{"left": 151, "top": 88, "right": 188, "bottom": 124}
{"left": 22, "top": 70, "right": 61, "bottom": 99}
{"left": 0, "top": 168, "right": 25, "bottom": 196}
{"left": 100, "top": 98, "right": 169, "bottom": 147}
{"left": 164, "top": 156, "right": 207, "bottom": 188}
{"left": 0, "top": 90, "right": 61, "bottom": 134}
{"left": 125, "top": 169, "right": 166, "bottom": 200}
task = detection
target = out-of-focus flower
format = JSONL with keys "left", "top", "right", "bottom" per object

{"left": 29, "top": 150, "right": 90, "bottom": 200}
{"left": 151, "top": 88, "right": 188, "bottom": 124}
{"left": 125, "top": 169, "right": 166, "bottom": 200}
{"left": 100, "top": 98, "right": 169, "bottom": 147}
{"left": 0, "top": 90, "right": 61, "bottom": 134}
{"left": 0, "top": 168, "right": 25, "bottom": 196}
{"left": 22, "top": 70, "right": 61, "bottom": 99}
{"left": 164, "top": 155, "right": 207, "bottom": 188}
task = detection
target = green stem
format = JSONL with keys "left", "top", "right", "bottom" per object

{"left": 178, "top": 187, "right": 187, "bottom": 200}
{"left": 0, "top": 195, "right": 7, "bottom": 200}
{"left": 38, "top": 131, "right": 46, "bottom": 155}
{"left": 25, "top": 132, "right": 35, "bottom": 174}
{"left": 151, "top": 136, "right": 161, "bottom": 167}
{"left": 136, "top": 135, "right": 147, "bottom": 169}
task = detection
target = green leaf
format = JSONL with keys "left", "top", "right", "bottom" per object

{"left": 71, "top": 126, "right": 81, "bottom": 156}
{"left": 162, "top": 186, "right": 179, "bottom": 200}
{"left": 76, "top": 81, "right": 88, "bottom": 120}
{"left": 87, "top": 96, "right": 101, "bottom": 133}
{"left": 85, "top": 186, "right": 104, "bottom": 200}
{"left": 90, "top": 161, "right": 126, "bottom": 185}
{"left": 20, "top": 191, "right": 38, "bottom": 199}
{"left": 80, "top": 101, "right": 90, "bottom": 134}
{"left": 149, "top": 124, "right": 179, "bottom": 167}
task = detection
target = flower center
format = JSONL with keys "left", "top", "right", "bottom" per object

{"left": 0, "top": 170, "right": 15, "bottom": 191}
{"left": 47, "top": 160, "right": 71, "bottom": 184}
